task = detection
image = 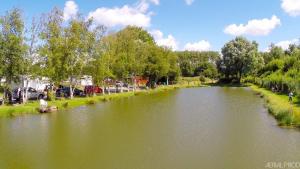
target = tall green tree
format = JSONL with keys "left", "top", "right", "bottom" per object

{"left": 85, "top": 25, "right": 107, "bottom": 88}
{"left": 87, "top": 51, "right": 113, "bottom": 94}
{"left": 166, "top": 50, "right": 180, "bottom": 82}
{"left": 219, "top": 37, "right": 263, "bottom": 83}
{"left": 21, "top": 17, "right": 42, "bottom": 103}
{"left": 0, "top": 28, "right": 4, "bottom": 79}
{"left": 39, "top": 7, "right": 65, "bottom": 85}
{"left": 144, "top": 46, "right": 171, "bottom": 83}
{"left": 64, "top": 18, "right": 94, "bottom": 98}
{"left": 0, "top": 8, "right": 27, "bottom": 101}
{"left": 106, "top": 26, "right": 155, "bottom": 80}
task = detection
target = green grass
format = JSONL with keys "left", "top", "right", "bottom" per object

{"left": 177, "top": 76, "right": 204, "bottom": 88}
{"left": 250, "top": 85, "right": 300, "bottom": 127}
{"left": 0, "top": 82, "right": 204, "bottom": 117}
{"left": 0, "top": 93, "right": 136, "bottom": 117}
{"left": 0, "top": 102, "right": 40, "bottom": 117}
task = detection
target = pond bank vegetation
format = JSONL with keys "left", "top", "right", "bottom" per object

{"left": 0, "top": 78, "right": 203, "bottom": 117}
{"left": 250, "top": 85, "right": 300, "bottom": 128}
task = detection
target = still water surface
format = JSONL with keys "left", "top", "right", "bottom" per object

{"left": 1, "top": 87, "right": 300, "bottom": 169}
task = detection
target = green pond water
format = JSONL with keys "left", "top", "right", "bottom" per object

{"left": 1, "top": 87, "right": 300, "bottom": 169}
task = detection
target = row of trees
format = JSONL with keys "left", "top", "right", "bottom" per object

{"left": 218, "top": 36, "right": 300, "bottom": 96}
{"left": 244, "top": 42, "right": 300, "bottom": 95}
{"left": 3, "top": 8, "right": 297, "bottom": 102}
{"left": 0, "top": 8, "right": 181, "bottom": 101}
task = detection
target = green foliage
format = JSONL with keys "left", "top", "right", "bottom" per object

{"left": 251, "top": 85, "right": 300, "bottom": 127}
{"left": 104, "top": 26, "right": 180, "bottom": 83}
{"left": 199, "top": 76, "right": 206, "bottom": 83}
{"left": 103, "top": 26, "right": 155, "bottom": 80}
{"left": 194, "top": 62, "right": 218, "bottom": 79}
{"left": 258, "top": 59, "right": 284, "bottom": 76}
{"left": 246, "top": 41, "right": 300, "bottom": 98}
{"left": 39, "top": 9, "right": 102, "bottom": 98}
{"left": 39, "top": 7, "right": 65, "bottom": 84}
{"left": 47, "top": 91, "right": 55, "bottom": 101}
{"left": 86, "top": 99, "right": 96, "bottom": 105}
{"left": 144, "top": 45, "right": 170, "bottom": 81}
{"left": 218, "top": 37, "right": 263, "bottom": 83}
{"left": 177, "top": 51, "right": 220, "bottom": 78}
{"left": 62, "top": 102, "right": 69, "bottom": 108}
{"left": 268, "top": 44, "right": 285, "bottom": 60}
{"left": 0, "top": 7, "right": 181, "bottom": 103}
{"left": 0, "top": 8, "right": 27, "bottom": 85}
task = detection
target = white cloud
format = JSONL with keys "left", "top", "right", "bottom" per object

{"left": 150, "top": 30, "right": 178, "bottom": 50}
{"left": 150, "top": 0, "right": 160, "bottom": 5}
{"left": 88, "top": 0, "right": 158, "bottom": 28}
{"left": 63, "top": 1, "right": 78, "bottom": 21}
{"left": 184, "top": 40, "right": 211, "bottom": 51}
{"left": 281, "top": 0, "right": 300, "bottom": 16}
{"left": 224, "top": 15, "right": 281, "bottom": 36}
{"left": 185, "top": 0, "right": 195, "bottom": 5}
{"left": 275, "top": 38, "right": 300, "bottom": 50}
{"left": 88, "top": 6, "right": 150, "bottom": 28}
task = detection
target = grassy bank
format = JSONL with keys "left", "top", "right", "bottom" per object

{"left": 250, "top": 85, "right": 300, "bottom": 127}
{"left": 0, "top": 82, "right": 203, "bottom": 117}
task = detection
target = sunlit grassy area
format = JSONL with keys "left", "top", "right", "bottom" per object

{"left": 250, "top": 85, "right": 300, "bottom": 127}
{"left": 0, "top": 102, "right": 40, "bottom": 117}
{"left": 0, "top": 81, "right": 204, "bottom": 117}
{"left": 177, "top": 76, "right": 204, "bottom": 87}
{"left": 0, "top": 92, "right": 137, "bottom": 117}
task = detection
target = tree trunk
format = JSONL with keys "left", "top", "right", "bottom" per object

{"left": 70, "top": 85, "right": 74, "bottom": 99}
{"left": 133, "top": 77, "right": 136, "bottom": 92}
{"left": 3, "top": 88, "right": 7, "bottom": 105}
{"left": 23, "top": 78, "right": 29, "bottom": 103}
{"left": 166, "top": 76, "right": 169, "bottom": 86}
{"left": 70, "top": 77, "right": 74, "bottom": 99}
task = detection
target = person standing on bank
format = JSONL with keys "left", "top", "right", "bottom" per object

{"left": 289, "top": 91, "right": 293, "bottom": 102}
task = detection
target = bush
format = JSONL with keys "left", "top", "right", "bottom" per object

{"left": 62, "top": 102, "right": 69, "bottom": 108}
{"left": 86, "top": 99, "right": 96, "bottom": 105}
{"left": 260, "top": 59, "right": 284, "bottom": 74}
{"left": 194, "top": 62, "right": 218, "bottom": 79}
{"left": 47, "top": 91, "right": 55, "bottom": 101}
{"left": 199, "top": 76, "right": 206, "bottom": 83}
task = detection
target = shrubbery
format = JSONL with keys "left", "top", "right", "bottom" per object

{"left": 244, "top": 45, "right": 300, "bottom": 98}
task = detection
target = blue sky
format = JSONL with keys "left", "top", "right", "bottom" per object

{"left": 0, "top": 0, "right": 300, "bottom": 51}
